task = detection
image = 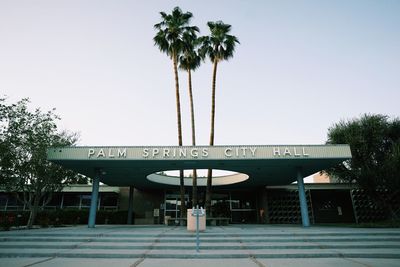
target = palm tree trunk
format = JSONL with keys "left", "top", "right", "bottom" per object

{"left": 173, "top": 54, "right": 183, "bottom": 147}
{"left": 205, "top": 59, "right": 218, "bottom": 214}
{"left": 187, "top": 68, "right": 198, "bottom": 207}
{"left": 173, "top": 53, "right": 186, "bottom": 223}
{"left": 209, "top": 60, "right": 218, "bottom": 147}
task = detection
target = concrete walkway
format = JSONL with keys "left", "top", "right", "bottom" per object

{"left": 1, "top": 224, "right": 400, "bottom": 266}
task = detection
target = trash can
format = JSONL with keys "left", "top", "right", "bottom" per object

{"left": 187, "top": 208, "right": 206, "bottom": 231}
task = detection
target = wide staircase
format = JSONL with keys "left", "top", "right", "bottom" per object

{"left": 1, "top": 225, "right": 400, "bottom": 260}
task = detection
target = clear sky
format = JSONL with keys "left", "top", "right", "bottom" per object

{"left": 1, "top": 0, "right": 399, "bottom": 147}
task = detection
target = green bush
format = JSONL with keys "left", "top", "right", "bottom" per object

{"left": 0, "top": 210, "right": 134, "bottom": 228}
{"left": 45, "top": 209, "right": 89, "bottom": 225}
{"left": 38, "top": 216, "right": 50, "bottom": 228}
{"left": 0, "top": 213, "right": 14, "bottom": 230}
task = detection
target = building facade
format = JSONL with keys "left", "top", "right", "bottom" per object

{"left": 2, "top": 183, "right": 397, "bottom": 225}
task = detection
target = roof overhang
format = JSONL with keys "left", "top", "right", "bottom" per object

{"left": 47, "top": 145, "right": 351, "bottom": 189}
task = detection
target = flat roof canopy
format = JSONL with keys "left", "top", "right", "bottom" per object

{"left": 47, "top": 145, "right": 351, "bottom": 189}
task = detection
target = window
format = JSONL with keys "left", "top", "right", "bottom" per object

{"left": 63, "top": 194, "right": 80, "bottom": 208}
{"left": 80, "top": 195, "right": 92, "bottom": 209}
{"left": 164, "top": 194, "right": 189, "bottom": 219}
{"left": 0, "top": 194, "right": 8, "bottom": 210}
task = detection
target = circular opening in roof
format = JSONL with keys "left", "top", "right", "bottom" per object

{"left": 146, "top": 169, "right": 249, "bottom": 187}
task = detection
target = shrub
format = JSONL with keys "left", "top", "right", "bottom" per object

{"left": 0, "top": 213, "right": 14, "bottom": 230}
{"left": 0, "top": 209, "right": 134, "bottom": 228}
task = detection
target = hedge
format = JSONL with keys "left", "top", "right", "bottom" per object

{"left": 1, "top": 209, "right": 134, "bottom": 229}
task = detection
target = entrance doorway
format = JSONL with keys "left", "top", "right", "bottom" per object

{"left": 164, "top": 194, "right": 189, "bottom": 221}
{"left": 163, "top": 190, "right": 258, "bottom": 224}
{"left": 230, "top": 191, "right": 257, "bottom": 223}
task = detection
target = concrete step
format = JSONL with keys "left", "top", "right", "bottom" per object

{"left": 3, "top": 229, "right": 400, "bottom": 237}
{"left": 0, "top": 239, "right": 400, "bottom": 244}
{"left": 1, "top": 226, "right": 400, "bottom": 259}
{"left": 2, "top": 231, "right": 400, "bottom": 237}
{"left": 1, "top": 243, "right": 400, "bottom": 250}
{"left": 0, "top": 251, "right": 400, "bottom": 259}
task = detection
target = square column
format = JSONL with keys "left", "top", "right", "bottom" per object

{"left": 296, "top": 168, "right": 310, "bottom": 227}
{"left": 127, "top": 186, "right": 134, "bottom": 225}
{"left": 88, "top": 175, "right": 100, "bottom": 228}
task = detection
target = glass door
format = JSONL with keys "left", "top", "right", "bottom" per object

{"left": 164, "top": 194, "right": 189, "bottom": 220}
{"left": 229, "top": 192, "right": 257, "bottom": 223}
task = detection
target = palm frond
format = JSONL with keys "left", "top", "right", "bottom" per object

{"left": 200, "top": 21, "right": 239, "bottom": 62}
{"left": 153, "top": 6, "right": 195, "bottom": 59}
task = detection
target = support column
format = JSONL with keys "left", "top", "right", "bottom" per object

{"left": 127, "top": 186, "right": 134, "bottom": 225}
{"left": 88, "top": 175, "right": 100, "bottom": 228}
{"left": 296, "top": 168, "right": 310, "bottom": 227}
{"left": 260, "top": 189, "right": 269, "bottom": 224}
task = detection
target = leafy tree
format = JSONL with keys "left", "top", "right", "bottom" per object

{"left": 179, "top": 30, "right": 202, "bottom": 207}
{"left": 199, "top": 21, "right": 239, "bottom": 213}
{"left": 325, "top": 114, "right": 400, "bottom": 219}
{"left": 0, "top": 98, "right": 83, "bottom": 228}
{"left": 154, "top": 6, "right": 199, "bottom": 219}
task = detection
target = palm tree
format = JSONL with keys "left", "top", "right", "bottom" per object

{"left": 179, "top": 31, "right": 202, "bottom": 207}
{"left": 154, "top": 7, "right": 199, "bottom": 222}
{"left": 200, "top": 21, "right": 239, "bottom": 214}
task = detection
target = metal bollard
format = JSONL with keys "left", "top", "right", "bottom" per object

{"left": 191, "top": 205, "right": 205, "bottom": 252}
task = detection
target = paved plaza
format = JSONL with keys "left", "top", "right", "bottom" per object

{"left": 0, "top": 224, "right": 399, "bottom": 266}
